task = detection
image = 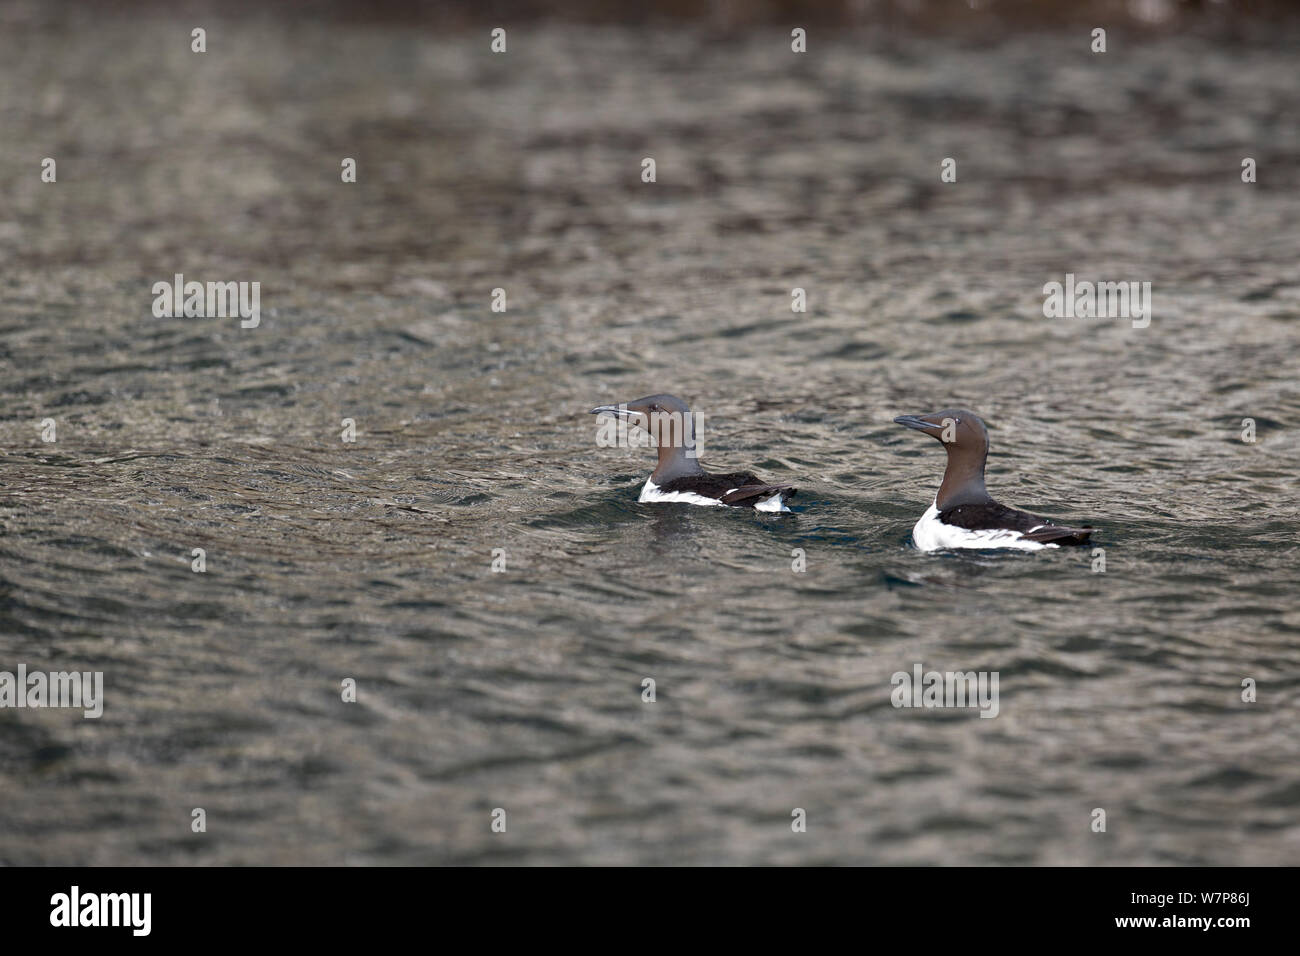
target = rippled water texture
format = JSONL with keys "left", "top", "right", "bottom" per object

{"left": 2, "top": 9, "right": 1298, "bottom": 864}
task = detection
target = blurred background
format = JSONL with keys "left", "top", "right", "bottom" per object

{"left": 1, "top": 0, "right": 1297, "bottom": 865}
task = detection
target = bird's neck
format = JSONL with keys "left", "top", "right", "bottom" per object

{"left": 937, "top": 448, "right": 991, "bottom": 510}
{"left": 652, "top": 442, "right": 706, "bottom": 484}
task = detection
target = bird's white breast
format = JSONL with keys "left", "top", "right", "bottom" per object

{"left": 639, "top": 479, "right": 723, "bottom": 507}
{"left": 911, "top": 502, "right": 1055, "bottom": 552}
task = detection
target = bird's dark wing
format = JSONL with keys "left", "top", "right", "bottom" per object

{"left": 720, "top": 483, "right": 797, "bottom": 508}
{"left": 658, "top": 472, "right": 795, "bottom": 508}
{"left": 1019, "top": 524, "right": 1093, "bottom": 546}
{"left": 940, "top": 502, "right": 1092, "bottom": 546}
{"left": 658, "top": 472, "right": 757, "bottom": 499}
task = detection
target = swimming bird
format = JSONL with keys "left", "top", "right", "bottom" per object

{"left": 590, "top": 394, "right": 796, "bottom": 512}
{"left": 893, "top": 409, "right": 1093, "bottom": 550}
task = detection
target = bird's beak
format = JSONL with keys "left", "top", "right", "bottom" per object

{"left": 893, "top": 414, "right": 939, "bottom": 433}
{"left": 590, "top": 403, "right": 640, "bottom": 421}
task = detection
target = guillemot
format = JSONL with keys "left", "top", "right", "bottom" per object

{"left": 893, "top": 409, "right": 1093, "bottom": 551}
{"left": 590, "top": 394, "right": 796, "bottom": 512}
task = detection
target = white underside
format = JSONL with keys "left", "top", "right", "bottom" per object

{"left": 752, "top": 493, "right": 792, "bottom": 514}
{"left": 639, "top": 478, "right": 790, "bottom": 513}
{"left": 911, "top": 502, "right": 1056, "bottom": 552}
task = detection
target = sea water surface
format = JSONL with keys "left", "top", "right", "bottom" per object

{"left": 1, "top": 10, "right": 1298, "bottom": 864}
